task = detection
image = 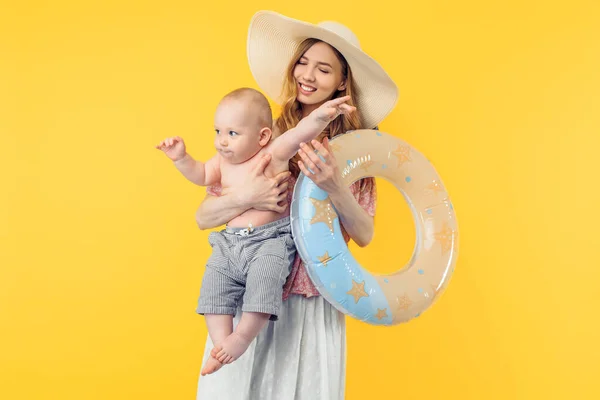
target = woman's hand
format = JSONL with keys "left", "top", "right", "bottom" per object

{"left": 297, "top": 137, "right": 343, "bottom": 195}
{"left": 297, "top": 136, "right": 374, "bottom": 247}
{"left": 228, "top": 153, "right": 291, "bottom": 213}
{"left": 195, "top": 153, "right": 290, "bottom": 229}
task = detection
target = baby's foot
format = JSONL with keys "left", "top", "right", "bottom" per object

{"left": 214, "top": 332, "right": 253, "bottom": 364}
{"left": 200, "top": 356, "right": 223, "bottom": 376}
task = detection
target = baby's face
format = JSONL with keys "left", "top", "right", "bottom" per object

{"left": 213, "top": 99, "right": 267, "bottom": 164}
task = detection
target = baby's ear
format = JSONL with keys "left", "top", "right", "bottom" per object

{"left": 259, "top": 127, "right": 272, "bottom": 146}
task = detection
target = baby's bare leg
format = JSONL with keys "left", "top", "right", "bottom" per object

{"left": 213, "top": 312, "right": 270, "bottom": 364}
{"left": 200, "top": 314, "right": 233, "bottom": 376}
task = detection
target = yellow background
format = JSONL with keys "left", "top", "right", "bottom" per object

{"left": 2, "top": 1, "right": 599, "bottom": 399}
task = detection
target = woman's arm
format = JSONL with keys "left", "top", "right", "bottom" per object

{"left": 297, "top": 138, "right": 374, "bottom": 247}
{"left": 195, "top": 153, "right": 291, "bottom": 230}
{"left": 195, "top": 192, "right": 252, "bottom": 230}
{"left": 326, "top": 184, "right": 374, "bottom": 247}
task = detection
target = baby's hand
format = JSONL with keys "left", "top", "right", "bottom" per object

{"left": 314, "top": 95, "right": 356, "bottom": 123}
{"left": 155, "top": 136, "right": 186, "bottom": 161}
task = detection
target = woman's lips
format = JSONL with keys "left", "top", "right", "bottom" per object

{"left": 298, "top": 82, "right": 317, "bottom": 95}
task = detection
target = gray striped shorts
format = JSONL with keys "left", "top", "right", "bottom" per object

{"left": 196, "top": 217, "right": 296, "bottom": 321}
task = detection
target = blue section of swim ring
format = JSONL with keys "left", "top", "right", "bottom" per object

{"left": 291, "top": 174, "right": 393, "bottom": 325}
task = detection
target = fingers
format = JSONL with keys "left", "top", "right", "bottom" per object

{"left": 155, "top": 140, "right": 169, "bottom": 151}
{"left": 155, "top": 137, "right": 182, "bottom": 150}
{"left": 276, "top": 180, "right": 289, "bottom": 198}
{"left": 310, "top": 139, "right": 330, "bottom": 158}
{"left": 338, "top": 104, "right": 356, "bottom": 115}
{"left": 326, "top": 95, "right": 351, "bottom": 107}
{"left": 273, "top": 177, "right": 290, "bottom": 213}
{"left": 277, "top": 189, "right": 287, "bottom": 202}
{"left": 298, "top": 149, "right": 320, "bottom": 175}
{"left": 325, "top": 108, "right": 338, "bottom": 120}
{"left": 299, "top": 142, "right": 326, "bottom": 169}
{"left": 274, "top": 169, "right": 291, "bottom": 185}
{"left": 252, "top": 153, "right": 272, "bottom": 175}
{"left": 298, "top": 160, "right": 312, "bottom": 177}
{"left": 273, "top": 201, "right": 287, "bottom": 213}
{"left": 313, "top": 139, "right": 337, "bottom": 164}
{"left": 320, "top": 96, "right": 355, "bottom": 120}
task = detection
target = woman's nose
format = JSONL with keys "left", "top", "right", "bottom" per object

{"left": 302, "top": 66, "right": 316, "bottom": 82}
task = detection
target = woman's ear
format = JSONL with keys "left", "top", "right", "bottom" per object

{"left": 337, "top": 80, "right": 347, "bottom": 91}
{"left": 259, "top": 127, "right": 272, "bottom": 146}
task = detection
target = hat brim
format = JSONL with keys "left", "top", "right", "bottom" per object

{"left": 247, "top": 11, "right": 398, "bottom": 129}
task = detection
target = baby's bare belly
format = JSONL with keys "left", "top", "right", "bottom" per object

{"left": 220, "top": 152, "right": 290, "bottom": 229}
{"left": 227, "top": 207, "right": 290, "bottom": 229}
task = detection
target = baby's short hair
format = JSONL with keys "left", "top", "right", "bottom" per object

{"left": 221, "top": 87, "right": 273, "bottom": 129}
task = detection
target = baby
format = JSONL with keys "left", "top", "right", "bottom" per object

{"left": 156, "top": 88, "right": 355, "bottom": 375}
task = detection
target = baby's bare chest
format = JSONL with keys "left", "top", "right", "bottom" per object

{"left": 220, "top": 153, "right": 288, "bottom": 189}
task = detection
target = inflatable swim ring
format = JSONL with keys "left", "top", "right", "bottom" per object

{"left": 290, "top": 129, "right": 458, "bottom": 325}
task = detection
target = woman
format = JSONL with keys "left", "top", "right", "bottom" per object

{"left": 195, "top": 11, "right": 398, "bottom": 400}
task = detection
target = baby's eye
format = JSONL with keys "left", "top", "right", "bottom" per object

{"left": 215, "top": 129, "right": 220, "bottom": 135}
{"left": 229, "top": 131, "right": 238, "bottom": 136}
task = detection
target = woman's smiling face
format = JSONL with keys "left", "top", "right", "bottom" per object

{"left": 293, "top": 41, "right": 347, "bottom": 107}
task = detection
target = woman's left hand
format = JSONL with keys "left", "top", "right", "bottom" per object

{"left": 298, "top": 137, "right": 343, "bottom": 194}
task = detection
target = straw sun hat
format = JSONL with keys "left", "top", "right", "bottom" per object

{"left": 247, "top": 10, "right": 399, "bottom": 129}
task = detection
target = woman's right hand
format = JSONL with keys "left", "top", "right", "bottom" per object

{"left": 195, "top": 153, "right": 291, "bottom": 230}
{"left": 233, "top": 153, "right": 291, "bottom": 213}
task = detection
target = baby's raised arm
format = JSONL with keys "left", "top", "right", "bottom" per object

{"left": 269, "top": 96, "right": 355, "bottom": 163}
{"left": 156, "top": 136, "right": 221, "bottom": 186}
{"left": 173, "top": 153, "right": 221, "bottom": 186}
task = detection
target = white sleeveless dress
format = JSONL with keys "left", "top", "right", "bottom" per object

{"left": 196, "top": 295, "right": 346, "bottom": 400}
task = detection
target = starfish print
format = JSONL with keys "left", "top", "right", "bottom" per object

{"left": 347, "top": 280, "right": 369, "bottom": 303}
{"left": 309, "top": 197, "right": 338, "bottom": 233}
{"left": 392, "top": 145, "right": 411, "bottom": 167}
{"left": 375, "top": 308, "right": 388, "bottom": 320}
{"left": 359, "top": 159, "right": 375, "bottom": 173}
{"left": 318, "top": 251, "right": 332, "bottom": 267}
{"left": 434, "top": 223, "right": 453, "bottom": 254}
{"left": 396, "top": 294, "right": 412, "bottom": 312}
{"left": 427, "top": 180, "right": 444, "bottom": 194}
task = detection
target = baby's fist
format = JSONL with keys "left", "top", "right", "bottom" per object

{"left": 315, "top": 95, "right": 355, "bottom": 122}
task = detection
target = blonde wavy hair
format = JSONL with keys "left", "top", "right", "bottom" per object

{"left": 275, "top": 38, "right": 365, "bottom": 177}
